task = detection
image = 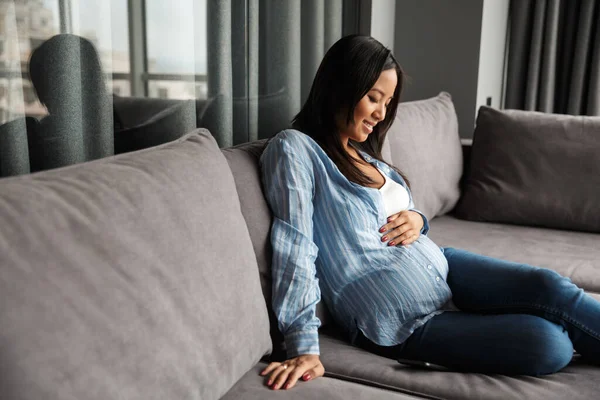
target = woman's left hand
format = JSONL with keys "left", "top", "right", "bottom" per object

{"left": 379, "top": 210, "right": 424, "bottom": 246}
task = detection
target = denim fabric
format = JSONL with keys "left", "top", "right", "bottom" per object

{"left": 357, "top": 248, "right": 600, "bottom": 375}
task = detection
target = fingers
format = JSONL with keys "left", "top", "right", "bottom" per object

{"left": 261, "top": 356, "right": 324, "bottom": 390}
{"left": 260, "top": 361, "right": 282, "bottom": 376}
{"left": 383, "top": 227, "right": 419, "bottom": 246}
{"left": 282, "top": 363, "right": 325, "bottom": 390}
{"left": 379, "top": 212, "right": 407, "bottom": 234}
{"left": 396, "top": 229, "right": 419, "bottom": 246}
{"left": 271, "top": 364, "right": 293, "bottom": 390}
{"left": 379, "top": 211, "right": 422, "bottom": 245}
{"left": 261, "top": 362, "right": 289, "bottom": 390}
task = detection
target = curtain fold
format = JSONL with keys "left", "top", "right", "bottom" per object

{"left": 247, "top": 0, "right": 260, "bottom": 142}
{"left": 505, "top": 0, "right": 600, "bottom": 115}
{"left": 206, "top": 0, "right": 233, "bottom": 147}
{"left": 301, "top": 0, "right": 325, "bottom": 103}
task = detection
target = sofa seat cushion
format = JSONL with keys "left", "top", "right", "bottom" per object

{"left": 319, "top": 332, "right": 600, "bottom": 400}
{"left": 221, "top": 363, "right": 425, "bottom": 400}
{"left": 428, "top": 215, "right": 600, "bottom": 296}
{"left": 0, "top": 130, "right": 271, "bottom": 400}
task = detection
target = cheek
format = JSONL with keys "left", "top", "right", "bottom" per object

{"left": 354, "top": 101, "right": 370, "bottom": 122}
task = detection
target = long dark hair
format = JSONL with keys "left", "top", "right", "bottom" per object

{"left": 292, "top": 34, "right": 409, "bottom": 187}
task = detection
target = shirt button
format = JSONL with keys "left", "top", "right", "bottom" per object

{"left": 436, "top": 276, "right": 441, "bottom": 282}
{"left": 427, "top": 265, "right": 433, "bottom": 270}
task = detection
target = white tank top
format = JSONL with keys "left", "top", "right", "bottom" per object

{"left": 378, "top": 168, "right": 410, "bottom": 217}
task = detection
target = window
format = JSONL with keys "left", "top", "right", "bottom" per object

{"left": 157, "top": 87, "right": 168, "bottom": 99}
{"left": 144, "top": 0, "right": 207, "bottom": 99}
{"left": 75, "top": 0, "right": 131, "bottom": 96}
{"left": 0, "top": 0, "right": 59, "bottom": 122}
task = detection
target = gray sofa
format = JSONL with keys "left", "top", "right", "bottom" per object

{"left": 0, "top": 93, "right": 599, "bottom": 399}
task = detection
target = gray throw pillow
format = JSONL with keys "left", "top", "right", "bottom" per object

{"left": 455, "top": 106, "right": 600, "bottom": 233}
{"left": 382, "top": 92, "right": 463, "bottom": 221}
{"left": 0, "top": 130, "right": 271, "bottom": 400}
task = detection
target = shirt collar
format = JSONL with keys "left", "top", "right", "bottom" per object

{"left": 357, "top": 150, "right": 374, "bottom": 163}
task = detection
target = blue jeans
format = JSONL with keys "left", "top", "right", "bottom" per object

{"left": 356, "top": 248, "right": 600, "bottom": 375}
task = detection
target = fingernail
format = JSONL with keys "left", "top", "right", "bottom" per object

{"left": 379, "top": 227, "right": 385, "bottom": 232}
{"left": 303, "top": 374, "right": 311, "bottom": 380}
{"left": 272, "top": 384, "right": 278, "bottom": 390}
{"left": 285, "top": 383, "right": 291, "bottom": 389}
{"left": 267, "top": 380, "right": 272, "bottom": 385}
{"left": 388, "top": 241, "right": 395, "bottom": 246}
{"left": 381, "top": 236, "right": 388, "bottom": 242}
{"left": 387, "top": 217, "right": 392, "bottom": 222}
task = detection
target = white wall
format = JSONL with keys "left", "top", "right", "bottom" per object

{"left": 475, "top": 0, "right": 509, "bottom": 114}
{"left": 370, "top": 0, "right": 396, "bottom": 49}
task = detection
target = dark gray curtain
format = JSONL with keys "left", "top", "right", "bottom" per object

{"left": 205, "top": 0, "right": 344, "bottom": 147}
{"left": 505, "top": 0, "right": 600, "bottom": 115}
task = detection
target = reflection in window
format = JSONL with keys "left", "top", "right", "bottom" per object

{"left": 148, "top": 80, "right": 206, "bottom": 100}
{"left": 0, "top": 0, "right": 59, "bottom": 123}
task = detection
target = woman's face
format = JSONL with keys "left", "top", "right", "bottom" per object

{"left": 337, "top": 68, "right": 397, "bottom": 147}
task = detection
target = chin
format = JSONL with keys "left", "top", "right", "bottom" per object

{"left": 349, "top": 131, "right": 367, "bottom": 143}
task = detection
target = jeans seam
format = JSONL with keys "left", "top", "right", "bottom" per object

{"left": 467, "top": 302, "right": 600, "bottom": 342}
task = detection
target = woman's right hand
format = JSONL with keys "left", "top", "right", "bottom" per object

{"left": 260, "top": 354, "right": 325, "bottom": 390}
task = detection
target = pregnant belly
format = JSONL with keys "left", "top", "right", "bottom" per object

{"left": 336, "top": 261, "right": 452, "bottom": 335}
{"left": 406, "top": 234, "right": 449, "bottom": 280}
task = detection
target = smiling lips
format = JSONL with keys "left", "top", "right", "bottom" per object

{"left": 363, "top": 120, "right": 376, "bottom": 133}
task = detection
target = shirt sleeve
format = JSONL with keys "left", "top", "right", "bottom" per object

{"left": 259, "top": 134, "right": 321, "bottom": 357}
{"left": 408, "top": 208, "right": 430, "bottom": 235}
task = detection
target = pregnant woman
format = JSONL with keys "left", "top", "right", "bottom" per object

{"left": 259, "top": 34, "right": 600, "bottom": 391}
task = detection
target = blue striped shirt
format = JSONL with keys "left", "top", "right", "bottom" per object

{"left": 260, "top": 129, "right": 453, "bottom": 358}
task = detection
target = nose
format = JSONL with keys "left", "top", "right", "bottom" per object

{"left": 373, "top": 103, "right": 386, "bottom": 121}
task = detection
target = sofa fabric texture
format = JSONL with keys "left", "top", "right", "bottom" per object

{"left": 222, "top": 364, "right": 425, "bottom": 400}
{"left": 222, "top": 139, "right": 333, "bottom": 361}
{"left": 455, "top": 106, "right": 600, "bottom": 233}
{"left": 114, "top": 99, "right": 197, "bottom": 154}
{"left": 0, "top": 130, "right": 271, "bottom": 400}
{"left": 428, "top": 215, "right": 600, "bottom": 297}
{"left": 382, "top": 92, "right": 463, "bottom": 221}
{"left": 318, "top": 332, "right": 600, "bottom": 400}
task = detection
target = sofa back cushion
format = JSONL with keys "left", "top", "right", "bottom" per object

{"left": 382, "top": 92, "right": 463, "bottom": 220}
{"left": 222, "top": 139, "right": 333, "bottom": 360}
{"left": 0, "top": 130, "right": 271, "bottom": 400}
{"left": 455, "top": 106, "right": 600, "bottom": 233}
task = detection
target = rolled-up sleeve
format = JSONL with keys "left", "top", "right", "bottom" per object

{"left": 260, "top": 135, "right": 321, "bottom": 357}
